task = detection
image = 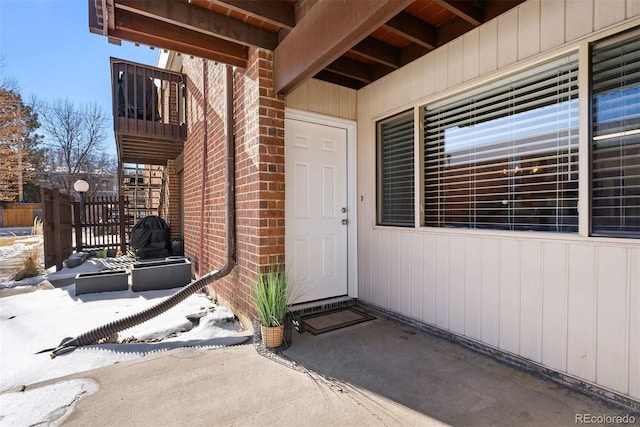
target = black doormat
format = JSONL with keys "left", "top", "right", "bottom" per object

{"left": 300, "top": 307, "right": 376, "bottom": 335}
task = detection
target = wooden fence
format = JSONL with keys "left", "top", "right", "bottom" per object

{"left": 1, "top": 203, "right": 42, "bottom": 227}
{"left": 41, "top": 188, "right": 74, "bottom": 270}
{"left": 74, "top": 195, "right": 130, "bottom": 255}
{"left": 41, "top": 188, "right": 132, "bottom": 270}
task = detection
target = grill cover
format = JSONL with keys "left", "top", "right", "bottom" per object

{"left": 130, "top": 215, "right": 171, "bottom": 259}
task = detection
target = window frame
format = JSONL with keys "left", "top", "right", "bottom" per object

{"left": 376, "top": 109, "right": 415, "bottom": 227}
{"left": 421, "top": 54, "right": 580, "bottom": 233}
{"left": 589, "top": 28, "right": 640, "bottom": 239}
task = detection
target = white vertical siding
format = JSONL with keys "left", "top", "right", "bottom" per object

{"left": 462, "top": 29, "right": 480, "bottom": 82}
{"left": 499, "top": 239, "right": 521, "bottom": 355}
{"left": 357, "top": 0, "right": 640, "bottom": 402}
{"left": 595, "top": 0, "right": 627, "bottom": 29}
{"left": 449, "top": 235, "right": 466, "bottom": 335}
{"left": 410, "top": 233, "right": 424, "bottom": 319}
{"left": 541, "top": 242, "right": 568, "bottom": 372}
{"left": 629, "top": 248, "right": 640, "bottom": 398}
{"left": 595, "top": 247, "right": 628, "bottom": 392}
{"left": 478, "top": 19, "right": 498, "bottom": 75}
{"left": 497, "top": 8, "right": 518, "bottom": 68}
{"left": 518, "top": 0, "right": 541, "bottom": 60}
{"left": 567, "top": 244, "right": 596, "bottom": 382}
{"left": 431, "top": 49, "right": 447, "bottom": 94}
{"left": 565, "top": 0, "right": 594, "bottom": 41}
{"left": 389, "top": 231, "right": 401, "bottom": 312}
{"left": 464, "top": 237, "right": 482, "bottom": 341}
{"left": 480, "top": 239, "right": 500, "bottom": 347}
{"left": 540, "top": 0, "right": 565, "bottom": 51}
{"left": 630, "top": 0, "right": 640, "bottom": 17}
{"left": 362, "top": 230, "right": 640, "bottom": 401}
{"left": 422, "top": 235, "right": 437, "bottom": 324}
{"left": 447, "top": 38, "right": 464, "bottom": 88}
{"left": 520, "top": 241, "right": 542, "bottom": 363}
{"left": 286, "top": 79, "right": 356, "bottom": 120}
{"left": 378, "top": 230, "right": 391, "bottom": 309}
{"left": 421, "top": 51, "right": 437, "bottom": 98}
{"left": 435, "top": 234, "right": 450, "bottom": 329}
{"left": 400, "top": 232, "right": 413, "bottom": 316}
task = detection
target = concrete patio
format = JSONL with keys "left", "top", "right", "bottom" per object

{"left": 49, "top": 305, "right": 636, "bottom": 426}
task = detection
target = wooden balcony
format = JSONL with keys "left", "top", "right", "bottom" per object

{"left": 111, "top": 58, "right": 186, "bottom": 165}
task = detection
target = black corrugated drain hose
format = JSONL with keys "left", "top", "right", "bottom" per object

{"left": 47, "top": 267, "right": 231, "bottom": 358}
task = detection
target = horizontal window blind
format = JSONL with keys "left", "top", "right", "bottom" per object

{"left": 377, "top": 111, "right": 414, "bottom": 226}
{"left": 592, "top": 33, "right": 640, "bottom": 237}
{"left": 423, "top": 55, "right": 579, "bottom": 232}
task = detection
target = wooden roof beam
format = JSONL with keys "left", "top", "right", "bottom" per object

{"left": 433, "top": 0, "right": 482, "bottom": 26}
{"left": 115, "top": 0, "right": 278, "bottom": 49}
{"left": 112, "top": 9, "right": 248, "bottom": 67}
{"left": 351, "top": 37, "right": 401, "bottom": 69}
{"left": 382, "top": 11, "right": 437, "bottom": 50}
{"left": 313, "top": 70, "right": 366, "bottom": 90}
{"left": 325, "top": 57, "right": 372, "bottom": 84}
{"left": 437, "top": 17, "right": 476, "bottom": 47}
{"left": 274, "top": 0, "right": 413, "bottom": 95}
{"left": 209, "top": 0, "right": 296, "bottom": 31}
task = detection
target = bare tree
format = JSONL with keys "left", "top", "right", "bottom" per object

{"left": 38, "top": 99, "right": 116, "bottom": 197}
{"left": 0, "top": 56, "right": 19, "bottom": 93}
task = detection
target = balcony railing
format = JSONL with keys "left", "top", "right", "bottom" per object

{"left": 111, "top": 58, "right": 186, "bottom": 165}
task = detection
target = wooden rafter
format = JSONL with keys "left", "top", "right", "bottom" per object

{"left": 383, "top": 11, "right": 437, "bottom": 49}
{"left": 274, "top": 0, "right": 413, "bottom": 94}
{"left": 313, "top": 70, "right": 367, "bottom": 90}
{"left": 325, "top": 57, "right": 372, "bottom": 84}
{"left": 351, "top": 38, "right": 401, "bottom": 69}
{"left": 433, "top": 0, "right": 483, "bottom": 26}
{"left": 112, "top": 8, "right": 248, "bottom": 67}
{"left": 209, "top": 0, "right": 296, "bottom": 31}
{"left": 436, "top": 16, "right": 476, "bottom": 47}
{"left": 115, "top": 0, "right": 278, "bottom": 49}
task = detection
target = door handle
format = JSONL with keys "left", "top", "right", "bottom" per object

{"left": 342, "top": 219, "right": 349, "bottom": 225}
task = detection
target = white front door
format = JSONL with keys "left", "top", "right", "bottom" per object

{"left": 285, "top": 118, "right": 349, "bottom": 303}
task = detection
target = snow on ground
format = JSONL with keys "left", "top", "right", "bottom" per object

{"left": 0, "top": 256, "right": 244, "bottom": 426}
{"left": 0, "top": 229, "right": 247, "bottom": 426}
{"left": 0, "top": 241, "right": 27, "bottom": 260}
{"left": 0, "top": 235, "right": 40, "bottom": 261}
{"left": 0, "top": 379, "right": 99, "bottom": 427}
{"left": 0, "top": 284, "right": 243, "bottom": 393}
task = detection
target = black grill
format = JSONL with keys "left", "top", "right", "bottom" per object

{"left": 129, "top": 215, "right": 171, "bottom": 259}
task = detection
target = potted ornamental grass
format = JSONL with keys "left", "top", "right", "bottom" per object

{"left": 253, "top": 266, "right": 289, "bottom": 348}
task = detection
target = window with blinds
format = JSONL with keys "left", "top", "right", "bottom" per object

{"left": 423, "top": 55, "right": 579, "bottom": 232}
{"left": 377, "top": 110, "right": 414, "bottom": 226}
{"left": 591, "top": 32, "right": 640, "bottom": 237}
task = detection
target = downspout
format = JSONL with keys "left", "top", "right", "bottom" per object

{"left": 47, "top": 65, "right": 236, "bottom": 357}
{"left": 199, "top": 59, "right": 208, "bottom": 277}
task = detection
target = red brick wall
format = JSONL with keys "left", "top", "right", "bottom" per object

{"left": 179, "top": 48, "right": 285, "bottom": 324}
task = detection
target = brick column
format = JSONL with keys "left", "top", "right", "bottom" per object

{"left": 180, "top": 48, "right": 285, "bottom": 323}
{"left": 232, "top": 48, "right": 286, "bottom": 318}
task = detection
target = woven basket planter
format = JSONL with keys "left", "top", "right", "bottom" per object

{"left": 261, "top": 325, "right": 284, "bottom": 348}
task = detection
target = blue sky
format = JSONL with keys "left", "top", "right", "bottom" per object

{"left": 0, "top": 0, "right": 159, "bottom": 156}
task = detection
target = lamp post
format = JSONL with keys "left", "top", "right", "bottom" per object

{"left": 74, "top": 179, "right": 90, "bottom": 224}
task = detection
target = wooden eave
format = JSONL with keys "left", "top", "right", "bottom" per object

{"left": 89, "top": 0, "right": 527, "bottom": 94}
